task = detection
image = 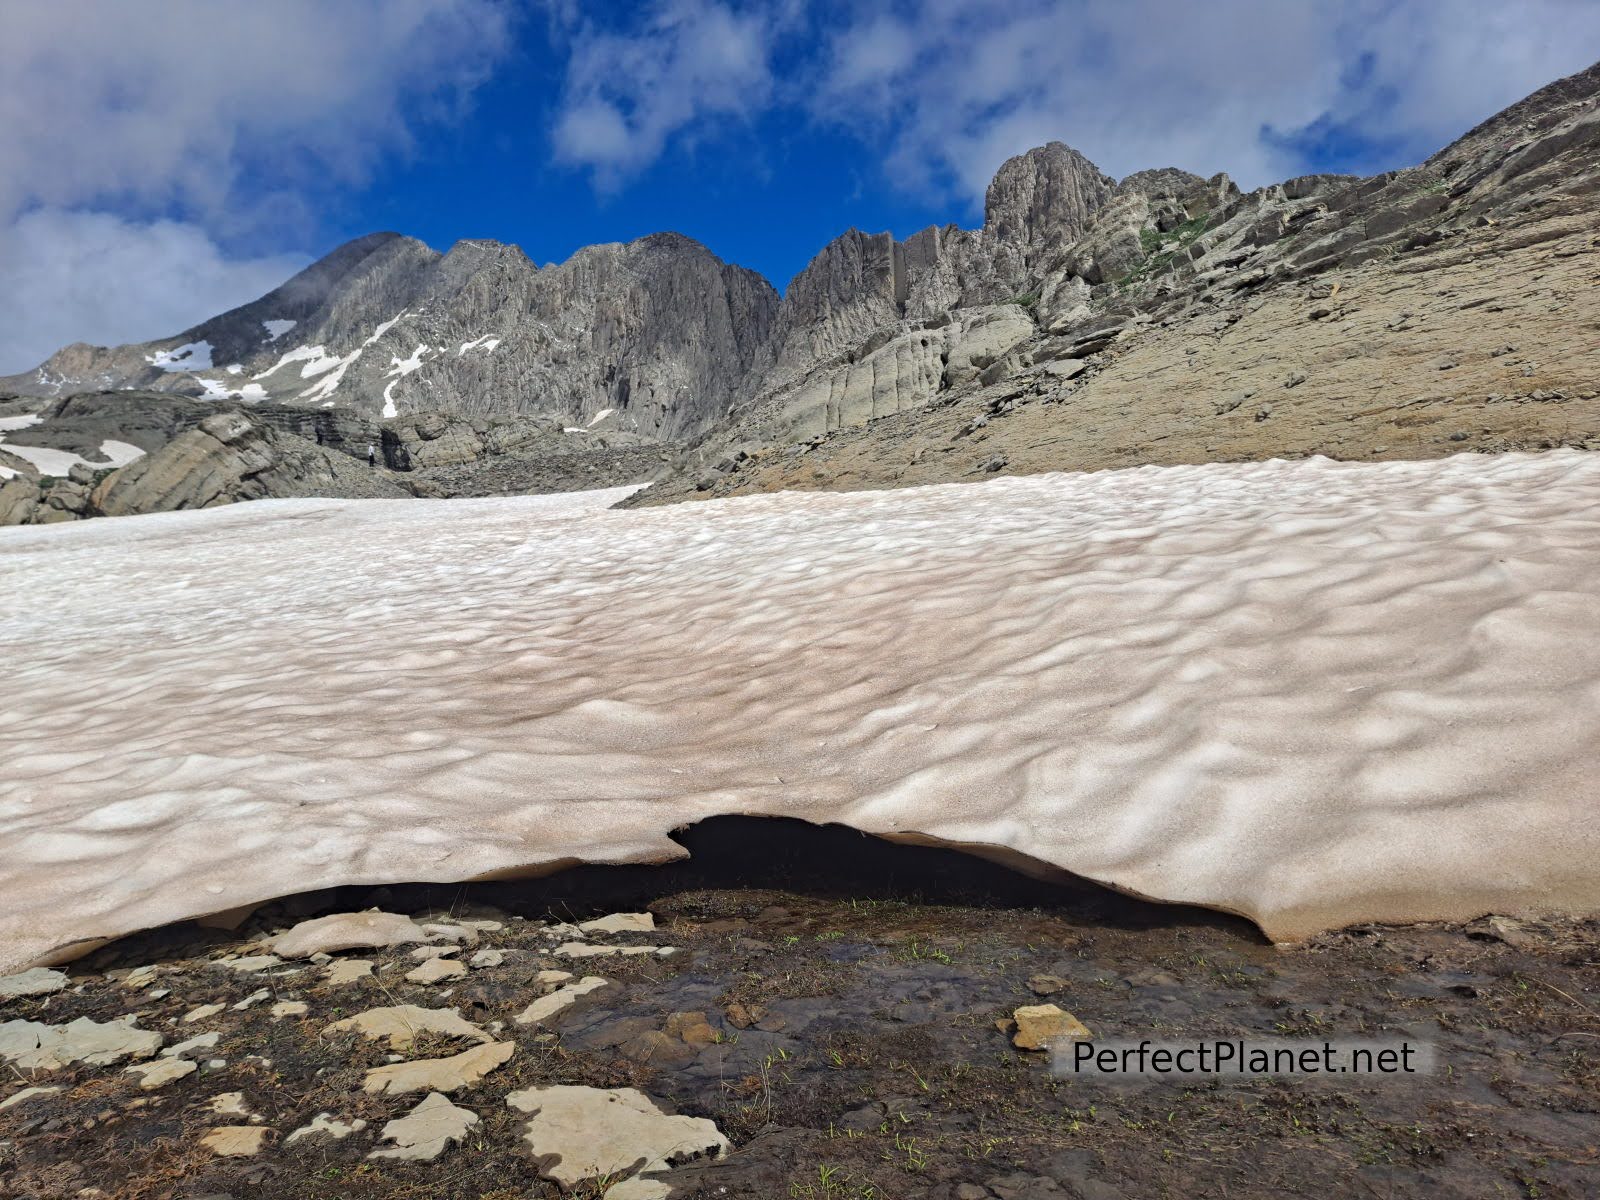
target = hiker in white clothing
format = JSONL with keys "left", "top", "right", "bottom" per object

{"left": 367, "top": 442, "right": 377, "bottom": 467}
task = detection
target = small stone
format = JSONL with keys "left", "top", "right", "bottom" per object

{"left": 1011, "top": 1004, "right": 1092, "bottom": 1051}
{"left": 663, "top": 1011, "right": 717, "bottom": 1047}
{"left": 515, "top": 977, "right": 610, "bottom": 1027}
{"left": 724, "top": 1003, "right": 763, "bottom": 1029}
{"left": 405, "top": 958, "right": 468, "bottom": 985}
{"left": 368, "top": 1091, "right": 478, "bottom": 1162}
{"left": 124, "top": 1058, "right": 197, "bottom": 1090}
{"left": 202, "top": 1126, "right": 273, "bottom": 1157}
{"left": 469, "top": 950, "right": 504, "bottom": 969}
{"left": 0, "top": 968, "right": 70, "bottom": 998}
{"left": 535, "top": 969, "right": 574, "bottom": 988}
{"left": 323, "top": 959, "right": 375, "bottom": 986}
{"left": 1027, "top": 974, "right": 1068, "bottom": 996}
{"left": 163, "top": 1032, "right": 220, "bottom": 1059}
{"left": 270, "top": 1001, "right": 309, "bottom": 1019}
{"left": 121, "top": 966, "right": 161, "bottom": 989}
{"left": 409, "top": 944, "right": 460, "bottom": 961}
{"left": 231, "top": 989, "right": 271, "bottom": 1011}
{"left": 453, "top": 918, "right": 505, "bottom": 933}
{"left": 363, "top": 1041, "right": 515, "bottom": 1096}
{"left": 183, "top": 1004, "right": 225, "bottom": 1024}
{"left": 285, "top": 1112, "right": 367, "bottom": 1143}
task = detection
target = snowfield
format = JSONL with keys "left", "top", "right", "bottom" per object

{"left": 2, "top": 453, "right": 1599, "bottom": 971}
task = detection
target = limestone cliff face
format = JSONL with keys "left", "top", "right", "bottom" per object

{"left": 2, "top": 232, "right": 779, "bottom": 441}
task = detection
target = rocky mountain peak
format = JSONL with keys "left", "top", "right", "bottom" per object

{"left": 983, "top": 141, "right": 1118, "bottom": 268}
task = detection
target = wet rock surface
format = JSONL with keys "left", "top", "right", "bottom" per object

{"left": 0, "top": 827, "right": 1596, "bottom": 1199}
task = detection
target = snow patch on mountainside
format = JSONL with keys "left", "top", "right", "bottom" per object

{"left": 146, "top": 341, "right": 214, "bottom": 372}
{"left": 387, "top": 345, "right": 429, "bottom": 377}
{"left": 2, "top": 452, "right": 1599, "bottom": 973}
{"left": 197, "top": 378, "right": 268, "bottom": 402}
{"left": 0, "top": 434, "right": 144, "bottom": 478}
{"left": 458, "top": 334, "right": 501, "bottom": 355}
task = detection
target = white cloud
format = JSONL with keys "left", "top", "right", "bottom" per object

{"left": 541, "top": 0, "right": 1600, "bottom": 218}
{"left": 0, "top": 210, "right": 309, "bottom": 372}
{"left": 549, "top": 0, "right": 785, "bottom": 188}
{"left": 0, "top": 0, "right": 508, "bottom": 372}
{"left": 811, "top": 0, "right": 1600, "bottom": 211}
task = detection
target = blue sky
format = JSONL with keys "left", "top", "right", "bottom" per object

{"left": 2, "top": 0, "right": 1599, "bottom": 372}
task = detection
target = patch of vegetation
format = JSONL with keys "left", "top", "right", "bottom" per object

{"left": 1010, "top": 292, "right": 1039, "bottom": 309}
{"left": 1121, "top": 215, "right": 1212, "bottom": 289}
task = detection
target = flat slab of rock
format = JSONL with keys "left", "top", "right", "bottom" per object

{"left": 363, "top": 1040, "right": 515, "bottom": 1096}
{"left": 324, "top": 1004, "right": 490, "bottom": 1051}
{"left": 125, "top": 1058, "right": 197, "bottom": 1089}
{"left": 202, "top": 1126, "right": 273, "bottom": 1157}
{"left": 579, "top": 912, "right": 655, "bottom": 935}
{"left": 0, "top": 1017, "right": 162, "bottom": 1070}
{"left": 515, "top": 977, "right": 609, "bottom": 1026}
{"left": 369, "top": 1091, "right": 478, "bottom": 1161}
{"left": 555, "top": 942, "right": 669, "bottom": 959}
{"left": 506, "top": 1084, "right": 728, "bottom": 1188}
{"left": 0, "top": 967, "right": 69, "bottom": 998}
{"left": 286, "top": 1112, "right": 367, "bottom": 1143}
{"left": 272, "top": 911, "right": 457, "bottom": 958}
{"left": 206, "top": 1092, "right": 256, "bottom": 1120}
{"left": 0, "top": 1085, "right": 62, "bottom": 1111}
{"left": 405, "top": 957, "right": 467, "bottom": 985}
{"left": 323, "top": 959, "right": 374, "bottom": 986}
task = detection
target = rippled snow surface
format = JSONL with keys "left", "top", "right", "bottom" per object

{"left": 4, "top": 454, "right": 1600, "bottom": 970}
